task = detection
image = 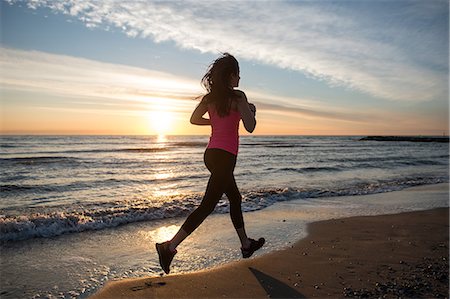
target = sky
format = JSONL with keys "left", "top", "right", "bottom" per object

{"left": 0, "top": 0, "right": 448, "bottom": 136}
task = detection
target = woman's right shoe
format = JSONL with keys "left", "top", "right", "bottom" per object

{"left": 241, "top": 237, "right": 265, "bottom": 258}
{"left": 156, "top": 241, "right": 177, "bottom": 274}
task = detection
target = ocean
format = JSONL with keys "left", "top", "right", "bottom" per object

{"left": 0, "top": 135, "right": 448, "bottom": 298}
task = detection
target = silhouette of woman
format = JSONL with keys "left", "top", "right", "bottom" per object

{"left": 156, "top": 53, "right": 265, "bottom": 274}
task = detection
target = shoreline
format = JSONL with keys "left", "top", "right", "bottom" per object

{"left": 90, "top": 207, "right": 449, "bottom": 298}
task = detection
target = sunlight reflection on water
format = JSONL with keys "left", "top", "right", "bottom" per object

{"left": 146, "top": 224, "right": 180, "bottom": 243}
{"left": 156, "top": 134, "right": 167, "bottom": 144}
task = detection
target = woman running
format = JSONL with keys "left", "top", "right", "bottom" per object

{"left": 156, "top": 53, "right": 264, "bottom": 274}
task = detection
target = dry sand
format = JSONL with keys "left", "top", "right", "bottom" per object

{"left": 90, "top": 207, "right": 449, "bottom": 298}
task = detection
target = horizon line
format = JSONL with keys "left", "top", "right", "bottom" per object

{"left": 1, "top": 133, "right": 449, "bottom": 137}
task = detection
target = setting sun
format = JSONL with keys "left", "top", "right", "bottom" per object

{"left": 149, "top": 109, "right": 173, "bottom": 135}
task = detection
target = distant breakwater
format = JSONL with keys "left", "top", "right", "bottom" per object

{"left": 360, "top": 136, "right": 449, "bottom": 143}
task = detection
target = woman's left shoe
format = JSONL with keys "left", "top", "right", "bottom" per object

{"left": 241, "top": 237, "right": 265, "bottom": 258}
{"left": 156, "top": 241, "right": 177, "bottom": 274}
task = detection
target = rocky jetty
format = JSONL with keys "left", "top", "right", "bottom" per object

{"left": 360, "top": 136, "right": 449, "bottom": 143}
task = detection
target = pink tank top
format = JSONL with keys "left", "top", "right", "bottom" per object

{"left": 207, "top": 106, "right": 241, "bottom": 155}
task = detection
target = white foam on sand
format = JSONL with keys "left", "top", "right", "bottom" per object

{"left": 0, "top": 183, "right": 448, "bottom": 299}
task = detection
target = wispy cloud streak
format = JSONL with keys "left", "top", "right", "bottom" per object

{"left": 0, "top": 47, "right": 202, "bottom": 110}
{"left": 2, "top": 47, "right": 357, "bottom": 122}
{"left": 6, "top": 0, "right": 448, "bottom": 102}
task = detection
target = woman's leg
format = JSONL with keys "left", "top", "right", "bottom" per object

{"left": 168, "top": 172, "right": 223, "bottom": 251}
{"left": 169, "top": 149, "right": 235, "bottom": 251}
{"left": 224, "top": 176, "right": 251, "bottom": 248}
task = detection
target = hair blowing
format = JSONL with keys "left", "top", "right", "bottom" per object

{"left": 201, "top": 53, "right": 239, "bottom": 117}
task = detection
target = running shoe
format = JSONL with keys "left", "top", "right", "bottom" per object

{"left": 241, "top": 237, "right": 265, "bottom": 258}
{"left": 156, "top": 241, "right": 177, "bottom": 274}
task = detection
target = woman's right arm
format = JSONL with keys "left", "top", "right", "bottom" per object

{"left": 190, "top": 98, "right": 211, "bottom": 126}
{"left": 235, "top": 90, "right": 256, "bottom": 133}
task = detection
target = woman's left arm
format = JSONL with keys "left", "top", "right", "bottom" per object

{"left": 190, "top": 100, "right": 211, "bottom": 126}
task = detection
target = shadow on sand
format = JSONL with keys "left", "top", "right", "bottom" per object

{"left": 249, "top": 267, "right": 305, "bottom": 298}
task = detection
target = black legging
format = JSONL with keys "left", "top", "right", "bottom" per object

{"left": 181, "top": 148, "right": 244, "bottom": 235}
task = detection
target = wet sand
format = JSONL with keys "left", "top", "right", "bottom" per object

{"left": 90, "top": 207, "right": 449, "bottom": 298}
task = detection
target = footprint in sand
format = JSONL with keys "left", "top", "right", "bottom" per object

{"left": 130, "top": 281, "right": 167, "bottom": 291}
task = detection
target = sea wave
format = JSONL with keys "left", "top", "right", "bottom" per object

{"left": 266, "top": 166, "right": 341, "bottom": 173}
{"left": 265, "top": 158, "right": 447, "bottom": 174}
{"left": 0, "top": 176, "right": 446, "bottom": 243}
{"left": 326, "top": 154, "right": 449, "bottom": 164}
{"left": 1, "top": 148, "right": 169, "bottom": 156}
{"left": 168, "top": 141, "right": 207, "bottom": 147}
{"left": 0, "top": 144, "right": 18, "bottom": 148}
{"left": 0, "top": 174, "right": 207, "bottom": 195}
{"left": 1, "top": 141, "right": 208, "bottom": 157}
{"left": 0, "top": 156, "right": 79, "bottom": 165}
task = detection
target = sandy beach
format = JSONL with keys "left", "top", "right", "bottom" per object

{"left": 90, "top": 205, "right": 449, "bottom": 298}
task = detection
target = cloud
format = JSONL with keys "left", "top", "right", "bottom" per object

{"left": 1, "top": 47, "right": 348, "bottom": 122}
{"left": 6, "top": 0, "right": 448, "bottom": 102}
{"left": 256, "top": 102, "right": 363, "bottom": 123}
{"left": 0, "top": 47, "right": 202, "bottom": 110}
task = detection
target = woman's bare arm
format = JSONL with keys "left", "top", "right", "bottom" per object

{"left": 235, "top": 90, "right": 256, "bottom": 133}
{"left": 190, "top": 99, "right": 211, "bottom": 126}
